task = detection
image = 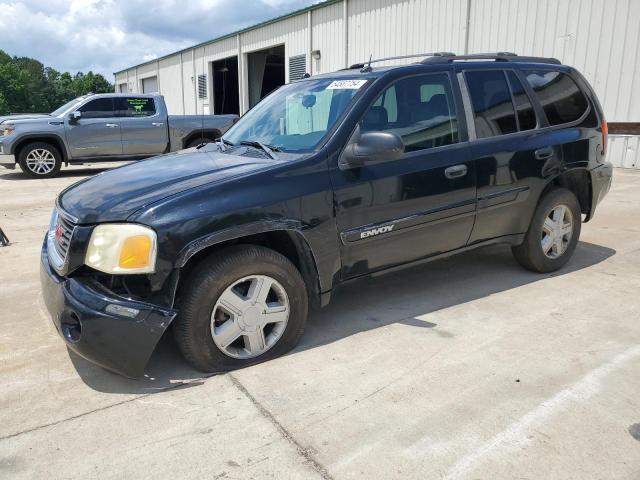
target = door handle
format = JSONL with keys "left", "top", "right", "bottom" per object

{"left": 151, "top": 122, "right": 164, "bottom": 127}
{"left": 444, "top": 164, "right": 468, "bottom": 179}
{"left": 535, "top": 147, "right": 554, "bottom": 160}
{"left": 105, "top": 123, "right": 118, "bottom": 128}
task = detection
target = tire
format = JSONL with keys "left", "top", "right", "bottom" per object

{"left": 512, "top": 188, "right": 582, "bottom": 273}
{"left": 186, "top": 137, "right": 214, "bottom": 148}
{"left": 17, "top": 142, "right": 63, "bottom": 178}
{"left": 173, "top": 245, "right": 308, "bottom": 373}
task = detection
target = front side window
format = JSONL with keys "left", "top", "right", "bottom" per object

{"left": 115, "top": 97, "right": 156, "bottom": 117}
{"left": 361, "top": 73, "right": 459, "bottom": 152}
{"left": 465, "top": 70, "right": 517, "bottom": 138}
{"left": 523, "top": 70, "right": 588, "bottom": 126}
{"left": 78, "top": 98, "right": 115, "bottom": 119}
{"left": 224, "top": 78, "right": 366, "bottom": 152}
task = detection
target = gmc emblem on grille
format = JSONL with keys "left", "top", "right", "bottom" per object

{"left": 55, "top": 222, "right": 63, "bottom": 242}
{"left": 360, "top": 225, "right": 395, "bottom": 239}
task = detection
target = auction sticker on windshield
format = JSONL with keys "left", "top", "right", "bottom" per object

{"left": 327, "top": 79, "right": 367, "bottom": 89}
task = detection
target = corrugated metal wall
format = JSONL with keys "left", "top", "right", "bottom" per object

{"left": 115, "top": 0, "right": 639, "bottom": 168}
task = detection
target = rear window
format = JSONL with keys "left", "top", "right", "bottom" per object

{"left": 465, "top": 70, "right": 517, "bottom": 138}
{"left": 115, "top": 97, "right": 156, "bottom": 117}
{"left": 523, "top": 71, "right": 588, "bottom": 126}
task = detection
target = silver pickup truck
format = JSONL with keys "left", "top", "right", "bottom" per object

{"left": 0, "top": 93, "right": 238, "bottom": 178}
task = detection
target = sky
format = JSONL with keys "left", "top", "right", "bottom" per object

{"left": 0, "top": 0, "right": 319, "bottom": 80}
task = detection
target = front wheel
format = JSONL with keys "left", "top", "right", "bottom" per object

{"left": 17, "top": 142, "right": 63, "bottom": 178}
{"left": 173, "top": 245, "right": 308, "bottom": 373}
{"left": 512, "top": 188, "right": 582, "bottom": 273}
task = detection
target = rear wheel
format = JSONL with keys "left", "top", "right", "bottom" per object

{"left": 512, "top": 188, "right": 582, "bottom": 273}
{"left": 18, "top": 142, "right": 62, "bottom": 178}
{"left": 173, "top": 245, "right": 308, "bottom": 373}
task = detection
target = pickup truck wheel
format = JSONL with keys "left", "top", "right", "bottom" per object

{"left": 173, "top": 245, "right": 308, "bottom": 373}
{"left": 18, "top": 142, "right": 62, "bottom": 178}
{"left": 512, "top": 188, "right": 581, "bottom": 273}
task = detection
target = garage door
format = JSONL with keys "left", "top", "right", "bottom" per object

{"left": 141, "top": 76, "right": 158, "bottom": 94}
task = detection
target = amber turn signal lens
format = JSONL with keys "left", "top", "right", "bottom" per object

{"left": 119, "top": 235, "right": 152, "bottom": 269}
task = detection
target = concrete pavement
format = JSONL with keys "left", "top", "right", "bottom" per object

{"left": 1, "top": 164, "right": 639, "bottom": 479}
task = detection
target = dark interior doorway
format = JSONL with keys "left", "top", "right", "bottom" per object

{"left": 212, "top": 56, "right": 239, "bottom": 115}
{"left": 247, "top": 45, "right": 285, "bottom": 108}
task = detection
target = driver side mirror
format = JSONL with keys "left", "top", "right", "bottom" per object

{"left": 339, "top": 131, "right": 404, "bottom": 170}
{"left": 68, "top": 111, "right": 82, "bottom": 123}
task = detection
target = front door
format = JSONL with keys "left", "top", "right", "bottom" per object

{"left": 65, "top": 97, "right": 122, "bottom": 158}
{"left": 116, "top": 97, "right": 168, "bottom": 156}
{"left": 330, "top": 72, "right": 476, "bottom": 279}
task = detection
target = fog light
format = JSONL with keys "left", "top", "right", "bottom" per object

{"left": 105, "top": 304, "right": 139, "bottom": 318}
{"left": 61, "top": 313, "right": 82, "bottom": 343}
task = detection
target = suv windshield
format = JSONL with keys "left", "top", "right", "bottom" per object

{"left": 50, "top": 97, "right": 85, "bottom": 117}
{"left": 223, "top": 78, "right": 368, "bottom": 152}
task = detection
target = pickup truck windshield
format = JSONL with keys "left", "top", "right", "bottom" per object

{"left": 50, "top": 97, "right": 84, "bottom": 117}
{"left": 223, "top": 78, "right": 368, "bottom": 152}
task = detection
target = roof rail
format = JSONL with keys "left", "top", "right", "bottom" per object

{"left": 421, "top": 52, "right": 561, "bottom": 64}
{"left": 344, "top": 52, "right": 456, "bottom": 72}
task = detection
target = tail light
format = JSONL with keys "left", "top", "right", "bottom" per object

{"left": 601, "top": 118, "right": 608, "bottom": 155}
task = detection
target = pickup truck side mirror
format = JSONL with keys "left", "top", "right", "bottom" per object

{"left": 339, "top": 131, "right": 405, "bottom": 170}
{"left": 68, "top": 111, "right": 82, "bottom": 123}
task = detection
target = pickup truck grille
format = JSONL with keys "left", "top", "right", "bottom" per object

{"left": 53, "top": 211, "right": 75, "bottom": 262}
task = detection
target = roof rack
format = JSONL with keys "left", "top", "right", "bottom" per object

{"left": 344, "top": 52, "right": 456, "bottom": 72}
{"left": 421, "top": 52, "right": 561, "bottom": 64}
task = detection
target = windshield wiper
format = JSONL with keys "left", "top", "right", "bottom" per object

{"left": 239, "top": 140, "right": 280, "bottom": 159}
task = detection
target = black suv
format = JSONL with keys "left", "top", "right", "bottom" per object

{"left": 41, "top": 52, "right": 612, "bottom": 377}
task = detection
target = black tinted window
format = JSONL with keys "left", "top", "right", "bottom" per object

{"left": 524, "top": 71, "right": 588, "bottom": 126}
{"left": 361, "top": 73, "right": 458, "bottom": 152}
{"left": 78, "top": 98, "right": 114, "bottom": 118}
{"left": 506, "top": 71, "right": 536, "bottom": 131}
{"left": 465, "top": 70, "right": 517, "bottom": 138}
{"left": 115, "top": 97, "right": 156, "bottom": 117}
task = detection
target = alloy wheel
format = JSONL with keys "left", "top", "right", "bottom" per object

{"left": 541, "top": 204, "right": 574, "bottom": 259}
{"left": 25, "top": 149, "right": 56, "bottom": 175}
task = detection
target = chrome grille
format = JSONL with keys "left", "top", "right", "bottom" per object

{"left": 53, "top": 211, "right": 75, "bottom": 262}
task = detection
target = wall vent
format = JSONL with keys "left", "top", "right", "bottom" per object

{"left": 289, "top": 55, "right": 307, "bottom": 81}
{"left": 198, "top": 74, "right": 207, "bottom": 99}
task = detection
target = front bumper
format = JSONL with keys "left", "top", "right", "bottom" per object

{"left": 40, "top": 238, "right": 176, "bottom": 378}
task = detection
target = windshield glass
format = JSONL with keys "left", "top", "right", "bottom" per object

{"left": 223, "top": 78, "right": 368, "bottom": 152}
{"left": 50, "top": 97, "right": 84, "bottom": 117}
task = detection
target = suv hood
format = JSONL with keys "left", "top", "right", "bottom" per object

{"left": 59, "top": 148, "right": 282, "bottom": 224}
{"left": 0, "top": 114, "right": 50, "bottom": 124}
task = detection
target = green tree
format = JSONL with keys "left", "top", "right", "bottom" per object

{"left": 0, "top": 49, "right": 113, "bottom": 115}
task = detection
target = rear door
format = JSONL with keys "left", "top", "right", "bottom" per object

{"left": 116, "top": 97, "right": 168, "bottom": 156}
{"left": 330, "top": 70, "right": 476, "bottom": 279}
{"left": 460, "top": 67, "right": 552, "bottom": 243}
{"left": 65, "top": 97, "right": 122, "bottom": 158}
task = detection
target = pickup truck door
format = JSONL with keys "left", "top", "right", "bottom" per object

{"left": 115, "top": 97, "right": 169, "bottom": 155}
{"left": 330, "top": 71, "right": 476, "bottom": 279}
{"left": 65, "top": 98, "right": 122, "bottom": 158}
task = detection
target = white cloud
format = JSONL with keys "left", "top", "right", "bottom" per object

{"left": 0, "top": 0, "right": 317, "bottom": 80}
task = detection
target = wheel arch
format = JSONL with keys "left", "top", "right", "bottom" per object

{"left": 174, "top": 223, "right": 323, "bottom": 309}
{"left": 182, "top": 129, "right": 222, "bottom": 149}
{"left": 12, "top": 134, "right": 68, "bottom": 163}
{"left": 541, "top": 167, "right": 593, "bottom": 221}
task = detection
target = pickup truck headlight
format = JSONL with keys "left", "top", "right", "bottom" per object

{"left": 85, "top": 224, "right": 157, "bottom": 274}
{"left": 1, "top": 125, "right": 15, "bottom": 137}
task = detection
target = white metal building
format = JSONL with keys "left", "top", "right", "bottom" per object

{"left": 114, "top": 0, "right": 640, "bottom": 168}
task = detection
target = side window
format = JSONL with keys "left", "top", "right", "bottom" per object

{"left": 465, "top": 70, "right": 517, "bottom": 138}
{"left": 78, "top": 98, "right": 115, "bottom": 119}
{"left": 506, "top": 71, "right": 536, "bottom": 131}
{"left": 523, "top": 70, "right": 588, "bottom": 126}
{"left": 115, "top": 97, "right": 157, "bottom": 118}
{"left": 361, "top": 73, "right": 458, "bottom": 152}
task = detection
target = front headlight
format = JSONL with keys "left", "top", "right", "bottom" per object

{"left": 1, "top": 125, "right": 15, "bottom": 137}
{"left": 85, "top": 224, "right": 157, "bottom": 274}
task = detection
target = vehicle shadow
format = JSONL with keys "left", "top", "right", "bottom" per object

{"left": 71, "top": 240, "right": 615, "bottom": 394}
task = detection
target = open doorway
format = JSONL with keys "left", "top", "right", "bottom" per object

{"left": 247, "top": 45, "right": 285, "bottom": 109}
{"left": 212, "top": 56, "right": 239, "bottom": 115}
